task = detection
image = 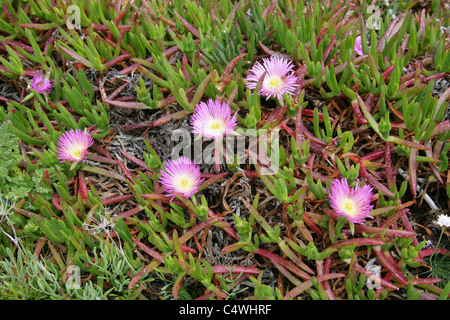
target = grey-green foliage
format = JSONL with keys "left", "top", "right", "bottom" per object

{"left": 0, "top": 247, "right": 64, "bottom": 300}
{"left": 0, "top": 121, "right": 54, "bottom": 203}
{"left": 73, "top": 240, "right": 153, "bottom": 300}
{"left": 0, "top": 121, "right": 23, "bottom": 198}
{"left": 0, "top": 240, "right": 153, "bottom": 300}
{"left": 0, "top": 246, "right": 106, "bottom": 300}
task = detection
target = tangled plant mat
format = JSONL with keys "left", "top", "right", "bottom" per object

{"left": 0, "top": 0, "right": 450, "bottom": 301}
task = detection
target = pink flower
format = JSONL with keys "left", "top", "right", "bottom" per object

{"left": 32, "top": 75, "right": 53, "bottom": 94}
{"left": 159, "top": 156, "right": 203, "bottom": 200}
{"left": 190, "top": 99, "right": 237, "bottom": 140}
{"left": 245, "top": 55, "right": 299, "bottom": 101}
{"left": 328, "top": 178, "right": 374, "bottom": 224}
{"left": 56, "top": 129, "right": 94, "bottom": 163}
{"left": 346, "top": 31, "right": 367, "bottom": 56}
{"left": 354, "top": 35, "right": 364, "bottom": 56}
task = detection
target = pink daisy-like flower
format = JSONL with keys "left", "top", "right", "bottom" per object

{"left": 56, "top": 129, "right": 94, "bottom": 163}
{"left": 328, "top": 178, "right": 374, "bottom": 224}
{"left": 245, "top": 55, "right": 299, "bottom": 101}
{"left": 159, "top": 156, "right": 203, "bottom": 200}
{"left": 354, "top": 35, "right": 364, "bottom": 56}
{"left": 190, "top": 99, "right": 237, "bottom": 140}
{"left": 32, "top": 75, "right": 53, "bottom": 94}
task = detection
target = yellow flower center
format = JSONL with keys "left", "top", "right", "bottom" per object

{"left": 270, "top": 79, "right": 280, "bottom": 86}
{"left": 180, "top": 178, "right": 189, "bottom": 187}
{"left": 206, "top": 119, "right": 225, "bottom": 136}
{"left": 176, "top": 175, "right": 194, "bottom": 192}
{"left": 339, "top": 198, "right": 357, "bottom": 216}
{"left": 70, "top": 145, "right": 84, "bottom": 160}
{"left": 266, "top": 76, "right": 284, "bottom": 90}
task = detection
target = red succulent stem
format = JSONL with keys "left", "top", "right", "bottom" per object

{"left": 120, "top": 150, "right": 156, "bottom": 174}
{"left": 221, "top": 53, "right": 247, "bottom": 84}
{"left": 151, "top": 109, "right": 191, "bottom": 127}
{"left": 254, "top": 247, "right": 312, "bottom": 281}
{"left": 295, "top": 105, "right": 305, "bottom": 148}
{"left": 425, "top": 142, "right": 444, "bottom": 184}
{"left": 327, "top": 238, "right": 385, "bottom": 250}
{"left": 108, "top": 83, "right": 129, "bottom": 100}
{"left": 316, "top": 258, "right": 337, "bottom": 300}
{"left": 281, "top": 122, "right": 295, "bottom": 136}
{"left": 409, "top": 278, "right": 442, "bottom": 285}
{"left": 34, "top": 237, "right": 47, "bottom": 257}
{"left": 78, "top": 171, "right": 89, "bottom": 199}
{"left": 323, "top": 256, "right": 337, "bottom": 299}
{"left": 133, "top": 238, "right": 164, "bottom": 263}
{"left": 85, "top": 153, "right": 117, "bottom": 165}
{"left": 284, "top": 273, "right": 346, "bottom": 299}
{"left": 322, "top": 207, "right": 339, "bottom": 220}
{"left": 380, "top": 208, "right": 410, "bottom": 228}
{"left": 357, "top": 159, "right": 395, "bottom": 197}
{"left": 102, "top": 228, "right": 139, "bottom": 239}
{"left": 361, "top": 148, "right": 390, "bottom": 161}
{"left": 431, "top": 120, "right": 450, "bottom": 137}
{"left": 384, "top": 142, "right": 395, "bottom": 188}
{"left": 354, "top": 224, "right": 415, "bottom": 238}
{"left": 116, "top": 157, "right": 135, "bottom": 183}
{"left": 128, "top": 260, "right": 161, "bottom": 290}
{"left": 351, "top": 99, "right": 369, "bottom": 125}
{"left": 418, "top": 247, "right": 450, "bottom": 258}
{"left": 164, "top": 234, "right": 196, "bottom": 254}
{"left": 0, "top": 93, "right": 10, "bottom": 102}
{"left": 91, "top": 23, "right": 131, "bottom": 31}
{"left": 316, "top": 26, "right": 328, "bottom": 47}
{"left": 295, "top": 117, "right": 329, "bottom": 147}
{"left": 181, "top": 54, "right": 190, "bottom": 82}
{"left": 112, "top": 206, "right": 143, "bottom": 221}
{"left": 366, "top": 93, "right": 374, "bottom": 112}
{"left": 323, "top": 33, "right": 336, "bottom": 64}
{"left": 399, "top": 71, "right": 415, "bottom": 84}
{"left": 103, "top": 53, "right": 130, "bottom": 69}
{"left": 172, "top": 274, "right": 185, "bottom": 299}
{"left": 142, "top": 193, "right": 172, "bottom": 202}
{"left": 409, "top": 148, "right": 418, "bottom": 198}
{"left": 210, "top": 265, "right": 260, "bottom": 275}
{"left": 174, "top": 10, "right": 200, "bottom": 38}
{"left": 399, "top": 209, "right": 422, "bottom": 260}
{"left": 299, "top": 223, "right": 314, "bottom": 242}
{"left": 101, "top": 194, "right": 134, "bottom": 206}
{"left": 373, "top": 246, "right": 408, "bottom": 286}
{"left": 198, "top": 172, "right": 228, "bottom": 191}
{"left": 208, "top": 208, "right": 239, "bottom": 241}
{"left": 51, "top": 193, "right": 62, "bottom": 211}
{"left": 302, "top": 213, "right": 323, "bottom": 235}
{"left": 6, "top": 40, "right": 34, "bottom": 52}
{"left": 1, "top": 3, "right": 16, "bottom": 24}
{"left": 121, "top": 123, "right": 154, "bottom": 132}
{"left": 90, "top": 143, "right": 113, "bottom": 159}
{"left": 434, "top": 87, "right": 450, "bottom": 120}
{"left": 13, "top": 207, "right": 44, "bottom": 221}
{"left": 354, "top": 263, "right": 398, "bottom": 290}
{"left": 105, "top": 99, "right": 151, "bottom": 109}
{"left": 114, "top": 9, "right": 127, "bottom": 26}
{"left": 420, "top": 72, "right": 446, "bottom": 84}
{"left": 258, "top": 40, "right": 291, "bottom": 60}
{"left": 382, "top": 65, "right": 396, "bottom": 81}
{"left": 120, "top": 45, "right": 180, "bottom": 75}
